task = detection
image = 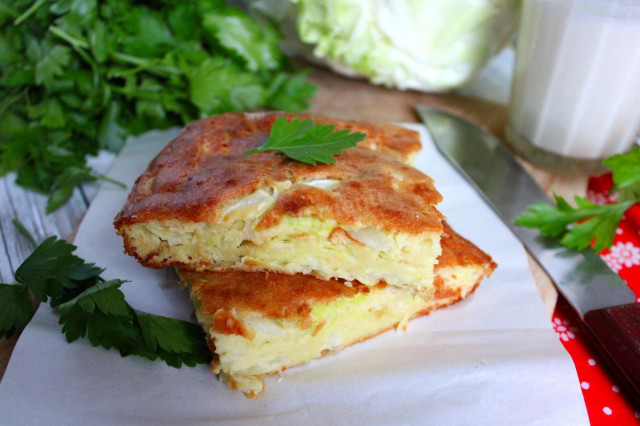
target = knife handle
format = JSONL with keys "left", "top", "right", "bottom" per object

{"left": 584, "top": 303, "right": 640, "bottom": 409}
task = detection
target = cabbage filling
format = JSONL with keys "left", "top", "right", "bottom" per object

{"left": 123, "top": 185, "right": 441, "bottom": 288}
{"left": 191, "top": 284, "right": 431, "bottom": 398}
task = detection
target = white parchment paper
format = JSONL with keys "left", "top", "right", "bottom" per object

{"left": 0, "top": 125, "right": 589, "bottom": 425}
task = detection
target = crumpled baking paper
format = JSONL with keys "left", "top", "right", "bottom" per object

{"left": 0, "top": 125, "right": 589, "bottom": 425}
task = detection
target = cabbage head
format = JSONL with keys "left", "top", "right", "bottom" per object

{"left": 250, "top": 0, "right": 521, "bottom": 91}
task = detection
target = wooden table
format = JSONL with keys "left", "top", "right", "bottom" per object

{"left": 0, "top": 66, "right": 589, "bottom": 380}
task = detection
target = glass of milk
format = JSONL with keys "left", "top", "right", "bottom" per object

{"left": 506, "top": 0, "right": 640, "bottom": 173}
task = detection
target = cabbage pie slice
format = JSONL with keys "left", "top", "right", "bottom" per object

{"left": 115, "top": 112, "right": 443, "bottom": 290}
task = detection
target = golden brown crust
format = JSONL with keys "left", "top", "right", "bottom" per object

{"left": 114, "top": 112, "right": 441, "bottom": 235}
{"left": 212, "top": 309, "right": 256, "bottom": 340}
{"left": 438, "top": 222, "right": 497, "bottom": 270}
{"left": 179, "top": 223, "right": 496, "bottom": 327}
{"left": 414, "top": 279, "right": 483, "bottom": 318}
{"left": 182, "top": 268, "right": 376, "bottom": 325}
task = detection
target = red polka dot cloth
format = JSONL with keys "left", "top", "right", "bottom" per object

{"left": 552, "top": 173, "right": 640, "bottom": 424}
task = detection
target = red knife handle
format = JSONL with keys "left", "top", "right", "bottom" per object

{"left": 584, "top": 303, "right": 640, "bottom": 409}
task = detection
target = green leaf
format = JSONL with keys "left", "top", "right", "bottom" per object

{"left": 12, "top": 218, "right": 38, "bottom": 249}
{"left": 135, "top": 311, "right": 211, "bottom": 366}
{"left": 3, "top": 228, "right": 212, "bottom": 368}
{"left": 47, "top": 165, "right": 97, "bottom": 213}
{"left": 245, "top": 117, "right": 366, "bottom": 165}
{"left": 267, "top": 71, "right": 317, "bottom": 112}
{"left": 515, "top": 197, "right": 578, "bottom": 237}
{"left": 120, "top": 11, "right": 174, "bottom": 58}
{"left": 97, "top": 101, "right": 128, "bottom": 151}
{"left": 58, "top": 279, "right": 129, "bottom": 317}
{"left": 14, "top": 231, "right": 102, "bottom": 294}
{"left": 604, "top": 146, "right": 640, "bottom": 201}
{"left": 58, "top": 305, "right": 89, "bottom": 342}
{"left": 562, "top": 213, "right": 623, "bottom": 252}
{"left": 46, "top": 183, "right": 78, "bottom": 211}
{"left": 0, "top": 66, "right": 33, "bottom": 88}
{"left": 0, "top": 138, "right": 27, "bottom": 176}
{"left": 516, "top": 194, "right": 636, "bottom": 252}
{"left": 35, "top": 45, "right": 72, "bottom": 88}
{"left": 188, "top": 58, "right": 265, "bottom": 114}
{"left": 27, "top": 98, "right": 67, "bottom": 129}
{"left": 0, "top": 27, "right": 23, "bottom": 62}
{"left": 85, "top": 310, "right": 139, "bottom": 351}
{"left": 0, "top": 284, "right": 34, "bottom": 338}
{"left": 14, "top": 236, "right": 81, "bottom": 301}
{"left": 88, "top": 20, "right": 113, "bottom": 64}
{"left": 203, "top": 8, "right": 282, "bottom": 72}
{"left": 56, "top": 281, "right": 211, "bottom": 366}
{"left": 59, "top": 304, "right": 139, "bottom": 351}
{"left": 0, "top": 112, "right": 27, "bottom": 142}
{"left": 168, "top": 4, "right": 200, "bottom": 41}
{"left": 0, "top": 2, "right": 19, "bottom": 27}
{"left": 25, "top": 36, "right": 42, "bottom": 64}
{"left": 13, "top": 0, "right": 48, "bottom": 26}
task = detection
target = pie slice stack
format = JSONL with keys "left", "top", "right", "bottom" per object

{"left": 114, "top": 112, "right": 496, "bottom": 397}
{"left": 177, "top": 223, "right": 495, "bottom": 397}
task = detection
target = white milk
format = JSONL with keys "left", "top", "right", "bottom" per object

{"left": 508, "top": 0, "right": 640, "bottom": 160}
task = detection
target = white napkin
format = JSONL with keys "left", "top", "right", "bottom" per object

{"left": 0, "top": 125, "right": 589, "bottom": 425}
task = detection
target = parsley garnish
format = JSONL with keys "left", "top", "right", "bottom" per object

{"left": 244, "top": 117, "right": 366, "bottom": 165}
{"left": 0, "top": 221, "right": 211, "bottom": 368}
{"left": 0, "top": 0, "right": 316, "bottom": 212}
{"left": 515, "top": 147, "right": 640, "bottom": 252}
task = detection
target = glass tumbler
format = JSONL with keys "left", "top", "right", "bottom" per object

{"left": 506, "top": 0, "right": 640, "bottom": 173}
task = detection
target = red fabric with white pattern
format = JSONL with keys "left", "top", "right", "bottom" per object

{"left": 552, "top": 173, "right": 640, "bottom": 424}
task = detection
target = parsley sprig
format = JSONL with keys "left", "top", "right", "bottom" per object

{"left": 0, "top": 0, "right": 316, "bottom": 213}
{"left": 0, "top": 221, "right": 211, "bottom": 368}
{"left": 515, "top": 147, "right": 640, "bottom": 252}
{"left": 244, "top": 117, "right": 366, "bottom": 165}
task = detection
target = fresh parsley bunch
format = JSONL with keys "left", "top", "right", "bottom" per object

{"left": 515, "top": 147, "right": 640, "bottom": 252}
{"left": 0, "top": 0, "right": 316, "bottom": 212}
{"left": 0, "top": 221, "right": 212, "bottom": 368}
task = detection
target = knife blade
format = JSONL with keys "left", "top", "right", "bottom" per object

{"left": 415, "top": 103, "right": 640, "bottom": 408}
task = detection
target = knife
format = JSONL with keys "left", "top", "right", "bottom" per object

{"left": 415, "top": 104, "right": 640, "bottom": 408}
